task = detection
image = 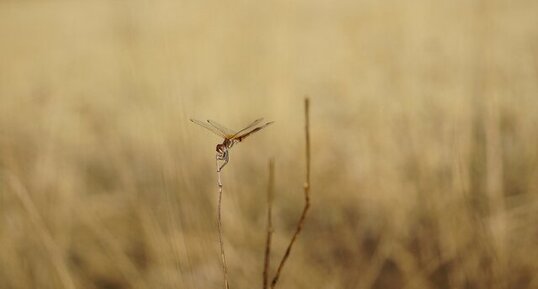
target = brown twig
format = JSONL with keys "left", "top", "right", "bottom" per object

{"left": 271, "top": 97, "right": 311, "bottom": 288}
{"left": 216, "top": 162, "right": 230, "bottom": 289}
{"left": 263, "top": 159, "right": 275, "bottom": 289}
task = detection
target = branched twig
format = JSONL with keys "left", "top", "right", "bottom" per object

{"left": 216, "top": 161, "right": 230, "bottom": 289}
{"left": 263, "top": 159, "right": 275, "bottom": 289}
{"left": 270, "top": 97, "right": 311, "bottom": 288}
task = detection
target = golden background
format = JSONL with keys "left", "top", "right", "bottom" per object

{"left": 1, "top": 0, "right": 537, "bottom": 288}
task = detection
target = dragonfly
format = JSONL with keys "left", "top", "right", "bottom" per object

{"left": 190, "top": 118, "right": 274, "bottom": 171}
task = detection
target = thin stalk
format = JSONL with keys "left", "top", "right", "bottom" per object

{"left": 216, "top": 161, "right": 230, "bottom": 289}
{"left": 271, "top": 97, "right": 311, "bottom": 288}
{"left": 263, "top": 159, "right": 275, "bottom": 289}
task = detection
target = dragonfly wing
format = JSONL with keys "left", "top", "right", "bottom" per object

{"left": 190, "top": 119, "right": 227, "bottom": 138}
{"left": 207, "top": 120, "right": 237, "bottom": 138}
{"left": 234, "top": 121, "right": 274, "bottom": 142}
{"left": 230, "top": 118, "right": 264, "bottom": 139}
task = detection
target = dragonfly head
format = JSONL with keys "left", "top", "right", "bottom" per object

{"left": 216, "top": 143, "right": 230, "bottom": 165}
{"left": 216, "top": 143, "right": 227, "bottom": 155}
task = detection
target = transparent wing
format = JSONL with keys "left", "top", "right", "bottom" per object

{"left": 234, "top": 121, "right": 274, "bottom": 142}
{"left": 190, "top": 119, "right": 227, "bottom": 138}
{"left": 207, "top": 120, "right": 237, "bottom": 138}
{"left": 230, "top": 118, "right": 264, "bottom": 139}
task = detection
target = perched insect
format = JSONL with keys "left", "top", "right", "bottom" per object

{"left": 190, "top": 118, "right": 274, "bottom": 171}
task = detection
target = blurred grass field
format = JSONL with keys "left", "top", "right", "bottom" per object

{"left": 1, "top": 0, "right": 538, "bottom": 288}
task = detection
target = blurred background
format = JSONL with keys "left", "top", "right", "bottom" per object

{"left": 1, "top": 0, "right": 538, "bottom": 288}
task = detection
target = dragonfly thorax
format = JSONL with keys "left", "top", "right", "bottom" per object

{"left": 223, "top": 139, "right": 236, "bottom": 149}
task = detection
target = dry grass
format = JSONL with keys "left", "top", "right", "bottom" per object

{"left": 1, "top": 0, "right": 538, "bottom": 289}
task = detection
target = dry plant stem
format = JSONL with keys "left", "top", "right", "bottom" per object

{"left": 271, "top": 97, "right": 311, "bottom": 288}
{"left": 263, "top": 159, "right": 275, "bottom": 289}
{"left": 7, "top": 174, "right": 76, "bottom": 289}
{"left": 216, "top": 161, "right": 230, "bottom": 289}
